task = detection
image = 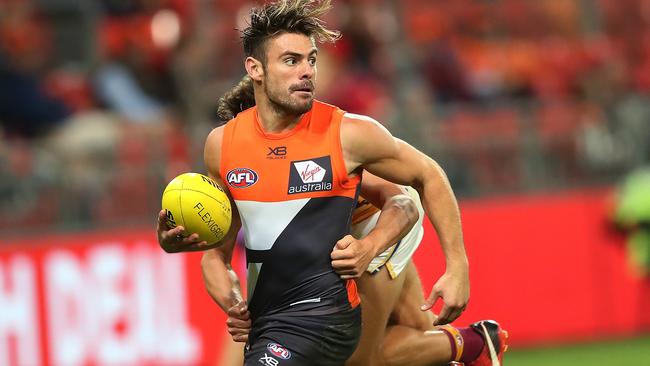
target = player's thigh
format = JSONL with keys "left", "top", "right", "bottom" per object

{"left": 346, "top": 266, "right": 406, "bottom": 366}
{"left": 389, "top": 260, "right": 435, "bottom": 331}
{"left": 218, "top": 335, "right": 245, "bottom": 366}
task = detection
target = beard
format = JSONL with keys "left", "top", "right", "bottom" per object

{"left": 264, "top": 81, "right": 314, "bottom": 116}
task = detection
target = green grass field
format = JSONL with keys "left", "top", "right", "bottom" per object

{"left": 505, "top": 335, "right": 650, "bottom": 365}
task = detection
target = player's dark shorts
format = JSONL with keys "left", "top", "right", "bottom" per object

{"left": 244, "top": 305, "right": 361, "bottom": 366}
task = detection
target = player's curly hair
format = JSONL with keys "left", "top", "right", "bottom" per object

{"left": 216, "top": 75, "right": 255, "bottom": 123}
{"left": 241, "top": 0, "right": 341, "bottom": 64}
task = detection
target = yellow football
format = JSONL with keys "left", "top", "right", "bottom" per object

{"left": 161, "top": 172, "right": 232, "bottom": 245}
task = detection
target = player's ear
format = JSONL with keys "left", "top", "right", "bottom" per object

{"left": 245, "top": 57, "right": 264, "bottom": 82}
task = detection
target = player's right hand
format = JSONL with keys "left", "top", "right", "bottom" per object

{"left": 421, "top": 264, "right": 470, "bottom": 326}
{"left": 226, "top": 301, "right": 251, "bottom": 342}
{"left": 156, "top": 209, "right": 206, "bottom": 252}
{"left": 331, "top": 235, "right": 376, "bottom": 279}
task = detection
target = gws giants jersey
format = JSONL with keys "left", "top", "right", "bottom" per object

{"left": 220, "top": 100, "right": 361, "bottom": 321}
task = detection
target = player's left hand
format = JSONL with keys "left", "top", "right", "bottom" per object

{"left": 330, "top": 235, "right": 376, "bottom": 279}
{"left": 421, "top": 264, "right": 470, "bottom": 325}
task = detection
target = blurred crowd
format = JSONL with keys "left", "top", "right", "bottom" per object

{"left": 1, "top": 0, "right": 650, "bottom": 232}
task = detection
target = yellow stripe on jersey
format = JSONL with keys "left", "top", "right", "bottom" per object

{"left": 351, "top": 197, "right": 380, "bottom": 225}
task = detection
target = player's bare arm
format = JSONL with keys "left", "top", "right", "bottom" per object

{"left": 201, "top": 126, "right": 251, "bottom": 342}
{"left": 200, "top": 228, "right": 250, "bottom": 343}
{"left": 200, "top": 125, "right": 245, "bottom": 311}
{"left": 202, "top": 247, "right": 251, "bottom": 342}
{"left": 341, "top": 114, "right": 470, "bottom": 326}
{"left": 331, "top": 173, "right": 419, "bottom": 279}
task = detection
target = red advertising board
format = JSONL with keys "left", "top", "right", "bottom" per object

{"left": 0, "top": 188, "right": 648, "bottom": 365}
{"left": 413, "top": 188, "right": 650, "bottom": 345}
{"left": 0, "top": 230, "right": 237, "bottom": 366}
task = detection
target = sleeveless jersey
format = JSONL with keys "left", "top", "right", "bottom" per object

{"left": 220, "top": 100, "right": 361, "bottom": 321}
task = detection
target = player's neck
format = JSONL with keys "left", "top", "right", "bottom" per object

{"left": 255, "top": 96, "right": 304, "bottom": 134}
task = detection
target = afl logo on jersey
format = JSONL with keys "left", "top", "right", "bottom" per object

{"left": 266, "top": 343, "right": 291, "bottom": 359}
{"left": 227, "top": 168, "right": 258, "bottom": 188}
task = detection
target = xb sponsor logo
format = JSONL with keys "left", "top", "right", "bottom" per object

{"left": 267, "top": 343, "right": 291, "bottom": 359}
{"left": 227, "top": 168, "right": 258, "bottom": 188}
{"left": 267, "top": 146, "right": 287, "bottom": 159}
{"left": 259, "top": 353, "right": 279, "bottom": 366}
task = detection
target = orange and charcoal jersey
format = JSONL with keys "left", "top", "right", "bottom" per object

{"left": 220, "top": 100, "right": 361, "bottom": 322}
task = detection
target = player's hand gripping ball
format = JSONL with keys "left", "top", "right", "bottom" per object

{"left": 162, "top": 173, "right": 232, "bottom": 245}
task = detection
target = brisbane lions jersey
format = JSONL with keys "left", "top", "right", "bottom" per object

{"left": 220, "top": 100, "right": 361, "bottom": 321}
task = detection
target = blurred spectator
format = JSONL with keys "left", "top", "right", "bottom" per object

{"left": 1, "top": 0, "right": 650, "bottom": 231}
{"left": 421, "top": 41, "right": 472, "bottom": 102}
{"left": 94, "top": 0, "right": 188, "bottom": 118}
{"left": 0, "top": 51, "right": 71, "bottom": 138}
{"left": 94, "top": 62, "right": 166, "bottom": 123}
{"left": 0, "top": 1, "right": 71, "bottom": 138}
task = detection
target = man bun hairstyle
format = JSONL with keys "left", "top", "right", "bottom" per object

{"left": 241, "top": 0, "right": 341, "bottom": 64}
{"left": 216, "top": 75, "right": 256, "bottom": 123}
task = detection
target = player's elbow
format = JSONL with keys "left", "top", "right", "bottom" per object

{"left": 387, "top": 194, "right": 419, "bottom": 229}
{"left": 403, "top": 198, "right": 419, "bottom": 229}
{"left": 413, "top": 159, "right": 450, "bottom": 195}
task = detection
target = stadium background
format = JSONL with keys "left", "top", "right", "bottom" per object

{"left": 1, "top": 0, "right": 650, "bottom": 365}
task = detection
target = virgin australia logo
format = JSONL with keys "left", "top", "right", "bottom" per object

{"left": 288, "top": 156, "right": 332, "bottom": 194}
{"left": 296, "top": 161, "right": 325, "bottom": 183}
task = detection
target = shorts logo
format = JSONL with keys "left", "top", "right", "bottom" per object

{"left": 288, "top": 156, "right": 333, "bottom": 194}
{"left": 267, "top": 343, "right": 291, "bottom": 359}
{"left": 227, "top": 168, "right": 258, "bottom": 188}
{"left": 259, "top": 353, "right": 279, "bottom": 366}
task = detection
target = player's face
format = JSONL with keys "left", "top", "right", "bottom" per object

{"left": 262, "top": 33, "right": 317, "bottom": 115}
